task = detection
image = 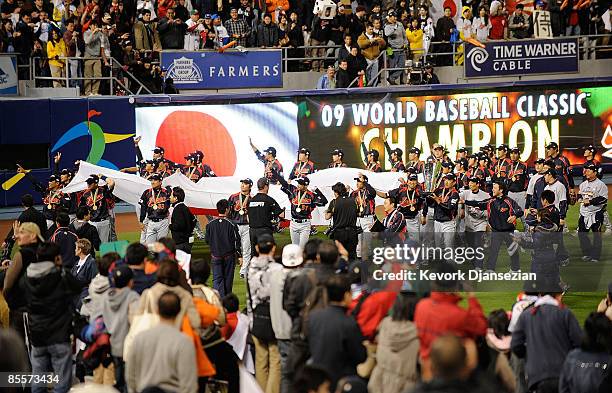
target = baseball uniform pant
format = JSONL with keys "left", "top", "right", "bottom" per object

{"left": 420, "top": 211, "right": 435, "bottom": 246}
{"left": 143, "top": 218, "right": 169, "bottom": 244}
{"left": 356, "top": 215, "right": 375, "bottom": 258}
{"left": 90, "top": 219, "right": 111, "bottom": 243}
{"left": 405, "top": 217, "right": 421, "bottom": 242}
{"left": 508, "top": 191, "right": 527, "bottom": 230}
{"left": 487, "top": 232, "right": 520, "bottom": 271}
{"left": 238, "top": 224, "right": 252, "bottom": 276}
{"left": 434, "top": 220, "right": 456, "bottom": 250}
{"left": 578, "top": 211, "right": 604, "bottom": 261}
{"left": 109, "top": 209, "right": 117, "bottom": 241}
{"left": 290, "top": 220, "right": 311, "bottom": 249}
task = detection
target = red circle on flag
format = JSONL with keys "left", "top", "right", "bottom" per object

{"left": 156, "top": 111, "right": 237, "bottom": 176}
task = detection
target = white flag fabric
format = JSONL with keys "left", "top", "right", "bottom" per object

{"left": 63, "top": 162, "right": 406, "bottom": 225}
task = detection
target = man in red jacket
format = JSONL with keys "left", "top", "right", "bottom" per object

{"left": 414, "top": 263, "right": 487, "bottom": 381}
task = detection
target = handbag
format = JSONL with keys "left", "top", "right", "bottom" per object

{"left": 251, "top": 302, "right": 275, "bottom": 342}
{"left": 123, "top": 291, "right": 160, "bottom": 359}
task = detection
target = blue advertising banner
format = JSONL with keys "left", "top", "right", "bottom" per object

{"left": 464, "top": 38, "right": 579, "bottom": 78}
{"left": 162, "top": 50, "right": 282, "bottom": 89}
{"left": 0, "top": 55, "right": 18, "bottom": 95}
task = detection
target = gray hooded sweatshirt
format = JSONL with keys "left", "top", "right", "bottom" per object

{"left": 102, "top": 287, "right": 140, "bottom": 357}
{"left": 80, "top": 274, "right": 111, "bottom": 323}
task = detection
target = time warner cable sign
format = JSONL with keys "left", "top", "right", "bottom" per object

{"left": 464, "top": 37, "right": 579, "bottom": 78}
{"left": 162, "top": 49, "right": 282, "bottom": 89}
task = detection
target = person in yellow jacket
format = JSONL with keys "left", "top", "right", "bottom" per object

{"left": 406, "top": 19, "right": 424, "bottom": 62}
{"left": 47, "top": 29, "right": 67, "bottom": 87}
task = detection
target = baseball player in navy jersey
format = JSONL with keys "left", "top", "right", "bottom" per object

{"left": 249, "top": 137, "right": 284, "bottom": 184}
{"left": 492, "top": 144, "right": 512, "bottom": 184}
{"left": 289, "top": 148, "right": 316, "bottom": 180}
{"left": 428, "top": 173, "right": 460, "bottom": 250}
{"left": 577, "top": 164, "right": 608, "bottom": 262}
{"left": 385, "top": 144, "right": 406, "bottom": 172}
{"left": 525, "top": 158, "right": 546, "bottom": 210}
{"left": 192, "top": 150, "right": 217, "bottom": 177}
{"left": 406, "top": 147, "right": 425, "bottom": 174}
{"left": 546, "top": 141, "right": 575, "bottom": 202}
{"left": 228, "top": 178, "right": 253, "bottom": 277}
{"left": 274, "top": 173, "right": 327, "bottom": 248}
{"left": 328, "top": 149, "right": 348, "bottom": 168}
{"left": 455, "top": 147, "right": 468, "bottom": 162}
{"left": 138, "top": 173, "right": 171, "bottom": 243}
{"left": 459, "top": 177, "right": 490, "bottom": 269}
{"left": 350, "top": 173, "right": 377, "bottom": 257}
{"left": 154, "top": 158, "right": 174, "bottom": 179}
{"left": 152, "top": 146, "right": 175, "bottom": 170}
{"left": 380, "top": 173, "right": 428, "bottom": 242}
{"left": 506, "top": 147, "right": 528, "bottom": 228}
{"left": 79, "top": 174, "right": 115, "bottom": 243}
{"left": 381, "top": 196, "right": 407, "bottom": 243}
{"left": 362, "top": 147, "right": 383, "bottom": 172}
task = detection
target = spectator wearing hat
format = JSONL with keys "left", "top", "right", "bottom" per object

{"left": 159, "top": 7, "right": 187, "bottom": 49}
{"left": 459, "top": 177, "right": 490, "bottom": 268}
{"left": 169, "top": 186, "right": 197, "bottom": 254}
{"left": 328, "top": 148, "right": 347, "bottom": 168}
{"left": 102, "top": 263, "right": 140, "bottom": 392}
{"left": 316, "top": 65, "right": 336, "bottom": 89}
{"left": 225, "top": 7, "right": 251, "bottom": 47}
{"left": 274, "top": 173, "right": 327, "bottom": 248}
{"left": 25, "top": 242, "right": 81, "bottom": 393}
{"left": 384, "top": 9, "right": 408, "bottom": 85}
{"left": 271, "top": 244, "right": 304, "bottom": 393}
{"left": 357, "top": 22, "right": 385, "bottom": 86}
{"left": 138, "top": 173, "right": 171, "bottom": 244}
{"left": 184, "top": 9, "right": 205, "bottom": 50}
{"left": 250, "top": 137, "right": 284, "bottom": 185}
{"left": 133, "top": 9, "right": 161, "bottom": 51}
{"left": 427, "top": 173, "right": 460, "bottom": 249}
{"left": 351, "top": 173, "right": 377, "bottom": 256}
{"left": 228, "top": 179, "right": 254, "bottom": 276}
{"left": 17, "top": 165, "right": 71, "bottom": 232}
{"left": 511, "top": 282, "right": 582, "bottom": 393}
{"left": 423, "top": 63, "right": 439, "bottom": 84}
{"left": 247, "top": 177, "right": 285, "bottom": 261}
{"left": 509, "top": 4, "right": 530, "bottom": 39}
{"left": 2, "top": 222, "right": 44, "bottom": 341}
{"left": 465, "top": 181, "right": 523, "bottom": 272}
{"left": 205, "top": 198, "right": 241, "bottom": 297}
{"left": 577, "top": 164, "right": 608, "bottom": 262}
{"left": 79, "top": 174, "right": 115, "bottom": 243}
{"left": 289, "top": 147, "right": 316, "bottom": 180}
{"left": 247, "top": 233, "right": 282, "bottom": 393}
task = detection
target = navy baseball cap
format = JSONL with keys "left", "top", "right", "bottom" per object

{"left": 544, "top": 168, "right": 557, "bottom": 177}
{"left": 456, "top": 147, "right": 468, "bottom": 153}
{"left": 409, "top": 147, "right": 421, "bottom": 155}
{"left": 204, "top": 13, "right": 212, "bottom": 18}
{"left": 546, "top": 141, "right": 559, "bottom": 149}
{"left": 86, "top": 175, "right": 99, "bottom": 185}
{"left": 584, "top": 144, "right": 596, "bottom": 153}
{"left": 441, "top": 161, "right": 453, "bottom": 169}
{"left": 149, "top": 173, "right": 162, "bottom": 181}
{"left": 433, "top": 144, "right": 444, "bottom": 151}
{"left": 240, "top": 178, "right": 253, "bottom": 186}
{"left": 368, "top": 149, "right": 379, "bottom": 158}
{"left": 298, "top": 147, "right": 311, "bottom": 155}
{"left": 185, "top": 154, "right": 195, "bottom": 161}
{"left": 296, "top": 177, "right": 310, "bottom": 185}
{"left": 257, "top": 233, "right": 275, "bottom": 248}
{"left": 534, "top": 158, "right": 546, "bottom": 164}
{"left": 392, "top": 148, "right": 403, "bottom": 156}
{"left": 354, "top": 175, "right": 368, "bottom": 182}
{"left": 497, "top": 144, "right": 508, "bottom": 151}
{"left": 113, "top": 264, "right": 134, "bottom": 288}
{"left": 510, "top": 147, "right": 520, "bottom": 153}
{"left": 153, "top": 146, "right": 165, "bottom": 154}
{"left": 49, "top": 174, "right": 60, "bottom": 182}
{"left": 60, "top": 168, "right": 73, "bottom": 176}
{"left": 584, "top": 163, "right": 598, "bottom": 172}
{"left": 467, "top": 176, "right": 480, "bottom": 183}
{"left": 331, "top": 148, "right": 344, "bottom": 156}
{"left": 408, "top": 173, "right": 418, "bottom": 181}
{"left": 264, "top": 147, "right": 277, "bottom": 156}
{"left": 444, "top": 173, "right": 456, "bottom": 180}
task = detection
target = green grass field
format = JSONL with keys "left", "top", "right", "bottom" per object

{"left": 116, "top": 203, "right": 611, "bottom": 324}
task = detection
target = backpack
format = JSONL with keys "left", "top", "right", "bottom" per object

{"left": 299, "top": 269, "right": 328, "bottom": 338}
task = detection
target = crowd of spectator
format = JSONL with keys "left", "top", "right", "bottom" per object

{"left": 0, "top": 0, "right": 611, "bottom": 92}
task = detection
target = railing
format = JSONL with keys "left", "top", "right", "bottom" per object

{"left": 29, "top": 56, "right": 153, "bottom": 95}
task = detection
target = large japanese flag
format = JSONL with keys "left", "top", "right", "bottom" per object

{"left": 135, "top": 102, "right": 300, "bottom": 180}
{"left": 430, "top": 0, "right": 462, "bottom": 24}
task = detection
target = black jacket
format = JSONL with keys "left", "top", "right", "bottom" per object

{"left": 25, "top": 261, "right": 81, "bottom": 346}
{"left": 335, "top": 68, "right": 351, "bottom": 88}
{"left": 158, "top": 18, "right": 186, "bottom": 49}
{"left": 50, "top": 227, "right": 78, "bottom": 269}
{"left": 71, "top": 255, "right": 98, "bottom": 309}
{"left": 169, "top": 202, "right": 197, "bottom": 245}
{"left": 205, "top": 216, "right": 241, "bottom": 258}
{"left": 466, "top": 196, "right": 524, "bottom": 232}
{"left": 69, "top": 220, "right": 101, "bottom": 256}
{"left": 257, "top": 23, "right": 279, "bottom": 47}
{"left": 4, "top": 206, "right": 48, "bottom": 242}
{"left": 307, "top": 305, "right": 367, "bottom": 388}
